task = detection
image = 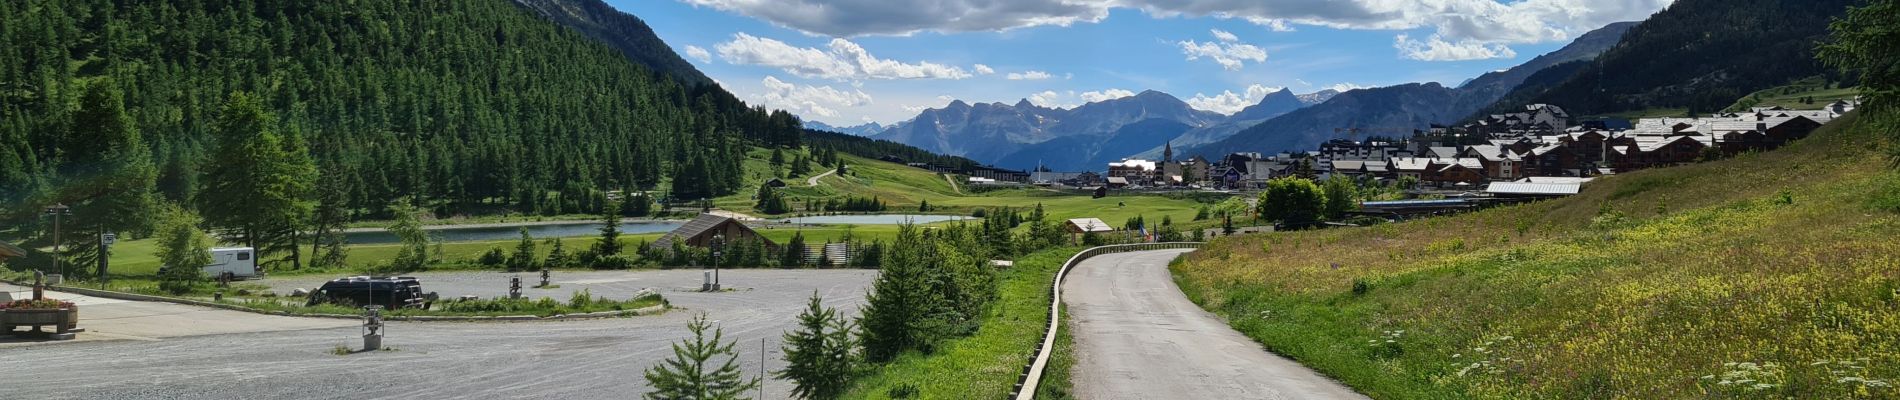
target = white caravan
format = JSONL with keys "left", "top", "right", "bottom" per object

{"left": 202, "top": 247, "right": 261, "bottom": 280}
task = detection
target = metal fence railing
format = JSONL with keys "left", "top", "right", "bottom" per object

{"left": 1010, "top": 242, "right": 1204, "bottom": 400}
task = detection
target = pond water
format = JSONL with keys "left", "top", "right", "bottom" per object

{"left": 345, "top": 221, "right": 685, "bottom": 244}
{"left": 782, "top": 214, "right": 973, "bottom": 225}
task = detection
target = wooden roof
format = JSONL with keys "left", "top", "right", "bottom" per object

{"left": 652, "top": 214, "right": 773, "bottom": 249}
{"left": 0, "top": 240, "right": 24, "bottom": 259}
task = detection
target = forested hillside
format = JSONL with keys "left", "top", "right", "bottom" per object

{"left": 1485, "top": 0, "right": 1860, "bottom": 117}
{"left": 0, "top": 0, "right": 800, "bottom": 270}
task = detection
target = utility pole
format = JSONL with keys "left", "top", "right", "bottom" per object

{"left": 44, "top": 204, "right": 71, "bottom": 278}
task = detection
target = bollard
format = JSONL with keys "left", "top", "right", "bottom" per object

{"left": 539, "top": 269, "right": 550, "bottom": 287}
{"left": 702, "top": 271, "right": 713, "bottom": 292}
{"left": 362, "top": 305, "right": 384, "bottom": 352}
{"left": 509, "top": 276, "right": 522, "bottom": 299}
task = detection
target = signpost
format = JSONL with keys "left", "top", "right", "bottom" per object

{"left": 709, "top": 234, "right": 725, "bottom": 292}
{"left": 98, "top": 232, "right": 115, "bottom": 288}
{"left": 43, "top": 204, "right": 70, "bottom": 278}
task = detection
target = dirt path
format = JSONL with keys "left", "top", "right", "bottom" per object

{"left": 806, "top": 168, "right": 836, "bottom": 186}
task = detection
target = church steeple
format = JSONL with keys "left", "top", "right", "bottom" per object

{"left": 1164, "top": 141, "right": 1174, "bottom": 163}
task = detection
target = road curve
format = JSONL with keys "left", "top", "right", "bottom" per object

{"left": 1064, "top": 249, "right": 1368, "bottom": 400}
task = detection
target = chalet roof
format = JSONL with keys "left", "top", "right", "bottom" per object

{"left": 1389, "top": 157, "right": 1432, "bottom": 172}
{"left": 1066, "top": 218, "right": 1114, "bottom": 233}
{"left": 1711, "top": 121, "right": 1762, "bottom": 132}
{"left": 652, "top": 214, "right": 770, "bottom": 249}
{"left": 1428, "top": 147, "right": 1461, "bottom": 159}
{"left": 1522, "top": 176, "right": 1595, "bottom": 184}
{"left": 1106, "top": 177, "right": 1129, "bottom": 184}
{"left": 1331, "top": 160, "right": 1365, "bottom": 171}
{"left": 0, "top": 240, "right": 24, "bottom": 259}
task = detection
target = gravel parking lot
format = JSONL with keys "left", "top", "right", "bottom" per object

{"left": 0, "top": 268, "right": 876, "bottom": 399}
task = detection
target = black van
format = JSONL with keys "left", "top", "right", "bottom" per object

{"left": 306, "top": 276, "right": 437, "bottom": 309}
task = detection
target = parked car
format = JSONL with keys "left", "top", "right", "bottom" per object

{"left": 305, "top": 276, "right": 437, "bottom": 310}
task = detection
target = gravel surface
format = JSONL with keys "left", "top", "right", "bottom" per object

{"left": 1064, "top": 249, "right": 1367, "bottom": 400}
{"left": 0, "top": 269, "right": 875, "bottom": 399}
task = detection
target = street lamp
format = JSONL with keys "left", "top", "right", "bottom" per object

{"left": 43, "top": 204, "right": 71, "bottom": 277}
{"left": 709, "top": 233, "right": 725, "bottom": 291}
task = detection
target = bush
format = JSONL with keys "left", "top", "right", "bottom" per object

{"left": 590, "top": 254, "right": 636, "bottom": 270}
{"left": 478, "top": 247, "right": 507, "bottom": 266}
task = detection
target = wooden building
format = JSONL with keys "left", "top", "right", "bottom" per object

{"left": 651, "top": 214, "right": 778, "bottom": 250}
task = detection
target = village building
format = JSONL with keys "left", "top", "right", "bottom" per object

{"left": 652, "top": 214, "right": 778, "bottom": 251}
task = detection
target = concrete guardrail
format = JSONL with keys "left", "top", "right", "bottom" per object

{"left": 1010, "top": 242, "right": 1203, "bottom": 400}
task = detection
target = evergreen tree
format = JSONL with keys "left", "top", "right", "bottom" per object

{"left": 196, "top": 92, "right": 315, "bottom": 270}
{"left": 509, "top": 228, "right": 538, "bottom": 271}
{"left": 781, "top": 231, "right": 807, "bottom": 268}
{"left": 775, "top": 292, "right": 858, "bottom": 400}
{"left": 545, "top": 238, "right": 571, "bottom": 268}
{"left": 858, "top": 225, "right": 952, "bottom": 362}
{"left": 310, "top": 162, "right": 352, "bottom": 269}
{"left": 595, "top": 200, "right": 624, "bottom": 256}
{"left": 1819, "top": 0, "right": 1899, "bottom": 152}
{"left": 57, "top": 81, "right": 158, "bottom": 278}
{"left": 644, "top": 313, "right": 762, "bottom": 400}
{"left": 624, "top": 191, "right": 655, "bottom": 218}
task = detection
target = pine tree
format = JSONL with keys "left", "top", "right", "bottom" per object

{"left": 544, "top": 238, "right": 571, "bottom": 268}
{"left": 775, "top": 292, "right": 858, "bottom": 400}
{"left": 508, "top": 227, "right": 538, "bottom": 271}
{"left": 58, "top": 80, "right": 158, "bottom": 278}
{"left": 644, "top": 313, "right": 762, "bottom": 400}
{"left": 781, "top": 231, "right": 807, "bottom": 268}
{"left": 196, "top": 92, "right": 315, "bottom": 269}
{"left": 595, "top": 200, "right": 624, "bottom": 256}
{"left": 858, "top": 225, "right": 951, "bottom": 362}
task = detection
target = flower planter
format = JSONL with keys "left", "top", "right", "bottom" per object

{"left": 1, "top": 307, "right": 79, "bottom": 334}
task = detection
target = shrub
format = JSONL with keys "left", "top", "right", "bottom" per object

{"left": 477, "top": 247, "right": 507, "bottom": 266}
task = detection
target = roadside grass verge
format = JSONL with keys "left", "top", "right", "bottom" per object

{"left": 843, "top": 247, "right": 1080, "bottom": 399}
{"left": 1172, "top": 112, "right": 1900, "bottom": 398}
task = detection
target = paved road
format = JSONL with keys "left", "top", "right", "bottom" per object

{"left": 1, "top": 284, "right": 355, "bottom": 347}
{"left": 0, "top": 269, "right": 875, "bottom": 399}
{"left": 1064, "top": 249, "right": 1367, "bottom": 400}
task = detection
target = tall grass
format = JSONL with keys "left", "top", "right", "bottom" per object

{"left": 1172, "top": 113, "right": 1900, "bottom": 398}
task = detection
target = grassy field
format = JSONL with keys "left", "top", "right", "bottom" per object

{"left": 717, "top": 151, "right": 1212, "bottom": 227}
{"left": 1724, "top": 76, "right": 1860, "bottom": 112}
{"left": 843, "top": 247, "right": 1081, "bottom": 399}
{"left": 1170, "top": 112, "right": 1900, "bottom": 398}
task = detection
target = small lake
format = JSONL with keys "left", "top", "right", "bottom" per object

{"left": 346, "top": 221, "right": 685, "bottom": 244}
{"left": 782, "top": 214, "right": 973, "bottom": 225}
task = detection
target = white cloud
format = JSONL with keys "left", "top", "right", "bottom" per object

{"left": 1007, "top": 70, "right": 1054, "bottom": 80}
{"left": 684, "top": 45, "right": 712, "bottom": 63}
{"left": 715, "top": 33, "right": 973, "bottom": 81}
{"left": 688, "top": 0, "right": 1671, "bottom": 61}
{"left": 1394, "top": 34, "right": 1518, "bottom": 61}
{"left": 756, "top": 76, "right": 873, "bottom": 119}
{"left": 1178, "top": 29, "right": 1268, "bottom": 71}
{"left": 1080, "top": 88, "right": 1136, "bottom": 103}
{"left": 1186, "top": 84, "right": 1286, "bottom": 115}
{"left": 1210, "top": 29, "right": 1240, "bottom": 42}
{"left": 902, "top": 104, "right": 930, "bottom": 112}
{"left": 937, "top": 95, "right": 956, "bottom": 102}
{"left": 1026, "top": 90, "right": 1068, "bottom": 108}
{"left": 974, "top": 64, "right": 996, "bottom": 75}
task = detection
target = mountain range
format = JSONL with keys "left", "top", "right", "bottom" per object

{"left": 867, "top": 90, "right": 1229, "bottom": 170}
{"left": 1185, "top": 21, "right": 1637, "bottom": 158}
{"left": 803, "top": 121, "right": 887, "bottom": 137}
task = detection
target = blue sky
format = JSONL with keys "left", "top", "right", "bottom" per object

{"left": 605, "top": 0, "right": 1674, "bottom": 127}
